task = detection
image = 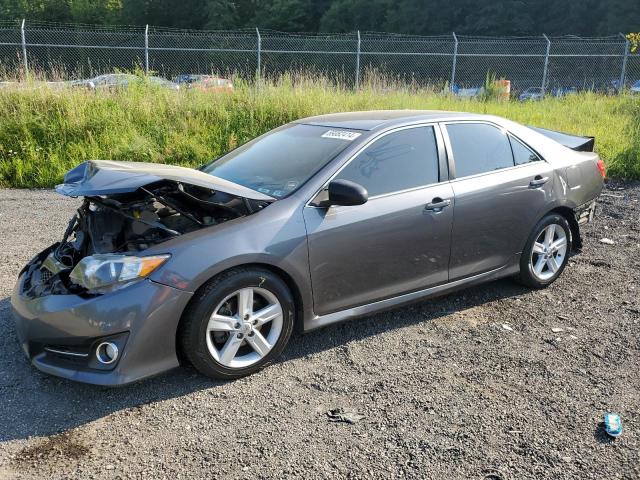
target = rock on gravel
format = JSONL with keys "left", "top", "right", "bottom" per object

{"left": 0, "top": 185, "right": 639, "bottom": 479}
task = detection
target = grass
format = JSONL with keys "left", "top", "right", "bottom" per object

{"left": 0, "top": 75, "right": 639, "bottom": 188}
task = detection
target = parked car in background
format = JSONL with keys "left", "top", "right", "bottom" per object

{"left": 195, "top": 77, "right": 234, "bottom": 92}
{"left": 12, "top": 110, "right": 604, "bottom": 385}
{"left": 450, "top": 83, "right": 484, "bottom": 98}
{"left": 586, "top": 79, "right": 622, "bottom": 95}
{"left": 73, "top": 73, "right": 138, "bottom": 90}
{"left": 607, "top": 79, "right": 621, "bottom": 94}
{"left": 147, "top": 76, "right": 180, "bottom": 91}
{"left": 71, "top": 74, "right": 179, "bottom": 91}
{"left": 553, "top": 86, "right": 578, "bottom": 97}
{"left": 174, "top": 74, "right": 211, "bottom": 86}
{"left": 519, "top": 87, "right": 544, "bottom": 101}
{"left": 630, "top": 80, "right": 640, "bottom": 94}
{"left": 175, "top": 74, "right": 234, "bottom": 92}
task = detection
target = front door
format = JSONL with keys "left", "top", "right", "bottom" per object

{"left": 303, "top": 125, "right": 454, "bottom": 315}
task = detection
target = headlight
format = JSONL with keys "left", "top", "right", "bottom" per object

{"left": 69, "top": 254, "right": 170, "bottom": 293}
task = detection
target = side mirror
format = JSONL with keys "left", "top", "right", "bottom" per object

{"left": 327, "top": 179, "right": 368, "bottom": 206}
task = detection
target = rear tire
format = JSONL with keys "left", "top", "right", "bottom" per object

{"left": 179, "top": 268, "right": 295, "bottom": 380}
{"left": 517, "top": 213, "right": 571, "bottom": 288}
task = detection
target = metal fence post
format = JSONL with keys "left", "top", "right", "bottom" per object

{"left": 144, "top": 24, "right": 149, "bottom": 75}
{"left": 355, "top": 30, "right": 361, "bottom": 90}
{"left": 20, "top": 19, "right": 28, "bottom": 77}
{"left": 619, "top": 32, "right": 629, "bottom": 93}
{"left": 450, "top": 32, "right": 458, "bottom": 89}
{"left": 256, "top": 27, "right": 262, "bottom": 79}
{"left": 541, "top": 34, "right": 551, "bottom": 95}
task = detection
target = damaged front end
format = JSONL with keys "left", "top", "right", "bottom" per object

{"left": 22, "top": 161, "right": 273, "bottom": 298}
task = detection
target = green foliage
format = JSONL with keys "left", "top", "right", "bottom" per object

{"left": 2, "top": 0, "right": 640, "bottom": 36}
{"left": 251, "top": 0, "right": 328, "bottom": 32}
{"left": 70, "top": 0, "right": 122, "bottom": 24}
{"left": 480, "top": 71, "right": 504, "bottom": 102}
{"left": 0, "top": 77, "right": 638, "bottom": 188}
{"left": 628, "top": 33, "right": 640, "bottom": 53}
{"left": 319, "top": 0, "right": 390, "bottom": 33}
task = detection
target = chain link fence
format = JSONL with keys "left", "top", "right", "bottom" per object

{"left": 1, "top": 20, "right": 639, "bottom": 94}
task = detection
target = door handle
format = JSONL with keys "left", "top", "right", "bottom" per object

{"left": 425, "top": 198, "right": 451, "bottom": 211}
{"left": 529, "top": 176, "right": 549, "bottom": 188}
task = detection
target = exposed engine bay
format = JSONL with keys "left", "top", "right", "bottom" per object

{"left": 21, "top": 181, "right": 270, "bottom": 297}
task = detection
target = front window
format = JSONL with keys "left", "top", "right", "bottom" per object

{"left": 335, "top": 126, "right": 440, "bottom": 197}
{"left": 202, "top": 124, "right": 358, "bottom": 198}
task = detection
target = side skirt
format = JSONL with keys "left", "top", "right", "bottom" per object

{"left": 303, "top": 263, "right": 520, "bottom": 332}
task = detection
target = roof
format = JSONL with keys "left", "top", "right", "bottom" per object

{"left": 295, "top": 110, "right": 486, "bottom": 131}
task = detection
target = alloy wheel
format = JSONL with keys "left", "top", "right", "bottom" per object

{"left": 206, "top": 287, "right": 283, "bottom": 368}
{"left": 529, "top": 223, "right": 568, "bottom": 281}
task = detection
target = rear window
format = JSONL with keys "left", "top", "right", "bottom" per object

{"left": 446, "top": 123, "right": 514, "bottom": 178}
{"left": 202, "top": 124, "right": 358, "bottom": 198}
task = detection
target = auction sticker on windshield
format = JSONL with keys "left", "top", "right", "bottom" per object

{"left": 321, "top": 130, "right": 362, "bottom": 141}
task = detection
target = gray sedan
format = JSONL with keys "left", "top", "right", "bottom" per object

{"left": 11, "top": 111, "right": 604, "bottom": 385}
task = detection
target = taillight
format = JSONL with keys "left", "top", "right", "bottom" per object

{"left": 596, "top": 158, "right": 606, "bottom": 178}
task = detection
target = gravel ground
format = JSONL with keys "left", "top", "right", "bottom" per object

{"left": 0, "top": 185, "right": 638, "bottom": 480}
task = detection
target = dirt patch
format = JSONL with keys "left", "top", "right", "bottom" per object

{"left": 14, "top": 432, "right": 89, "bottom": 466}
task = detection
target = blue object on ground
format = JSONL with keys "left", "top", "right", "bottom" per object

{"left": 604, "top": 413, "right": 623, "bottom": 437}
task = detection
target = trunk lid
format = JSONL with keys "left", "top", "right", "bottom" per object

{"left": 527, "top": 126, "right": 595, "bottom": 152}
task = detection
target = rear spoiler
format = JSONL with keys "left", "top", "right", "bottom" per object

{"left": 528, "top": 126, "right": 595, "bottom": 152}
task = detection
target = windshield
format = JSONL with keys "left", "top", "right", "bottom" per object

{"left": 201, "top": 124, "right": 360, "bottom": 198}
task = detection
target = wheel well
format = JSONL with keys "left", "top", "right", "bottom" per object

{"left": 549, "top": 206, "right": 582, "bottom": 251}
{"left": 175, "top": 263, "right": 305, "bottom": 362}
{"left": 244, "top": 263, "right": 305, "bottom": 330}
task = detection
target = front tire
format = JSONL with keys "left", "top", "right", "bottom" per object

{"left": 179, "top": 268, "right": 295, "bottom": 380}
{"left": 517, "top": 213, "right": 571, "bottom": 288}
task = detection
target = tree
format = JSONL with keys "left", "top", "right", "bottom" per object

{"left": 0, "top": 0, "right": 634, "bottom": 37}
{"left": 628, "top": 33, "right": 640, "bottom": 53}
{"left": 384, "top": 0, "right": 466, "bottom": 35}
{"left": 204, "top": 0, "right": 237, "bottom": 30}
{"left": 0, "top": 0, "right": 73, "bottom": 22}
{"left": 461, "top": 1, "right": 534, "bottom": 36}
{"left": 599, "top": 1, "right": 640, "bottom": 37}
{"left": 319, "top": 0, "right": 391, "bottom": 33}
{"left": 252, "top": 0, "right": 330, "bottom": 32}
{"left": 71, "top": 0, "right": 122, "bottom": 24}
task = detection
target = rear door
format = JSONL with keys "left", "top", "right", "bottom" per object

{"left": 442, "top": 121, "right": 555, "bottom": 280}
{"left": 303, "top": 125, "right": 454, "bottom": 315}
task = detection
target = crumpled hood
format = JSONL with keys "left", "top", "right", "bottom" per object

{"left": 55, "top": 160, "right": 274, "bottom": 201}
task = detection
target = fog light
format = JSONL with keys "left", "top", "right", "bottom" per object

{"left": 96, "top": 342, "right": 119, "bottom": 365}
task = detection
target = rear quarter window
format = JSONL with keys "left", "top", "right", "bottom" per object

{"left": 509, "top": 136, "right": 541, "bottom": 165}
{"left": 446, "top": 123, "right": 514, "bottom": 178}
